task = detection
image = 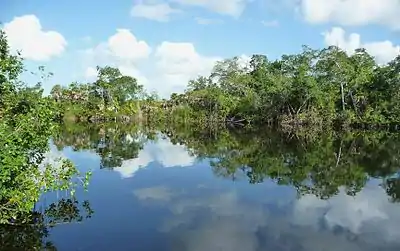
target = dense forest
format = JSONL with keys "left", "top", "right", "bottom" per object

{"left": 51, "top": 45, "right": 400, "bottom": 129}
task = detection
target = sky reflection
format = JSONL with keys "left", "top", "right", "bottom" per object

{"left": 38, "top": 134, "right": 400, "bottom": 251}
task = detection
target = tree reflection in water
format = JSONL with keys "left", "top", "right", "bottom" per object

{"left": 0, "top": 197, "right": 93, "bottom": 251}
{"left": 54, "top": 123, "right": 400, "bottom": 203}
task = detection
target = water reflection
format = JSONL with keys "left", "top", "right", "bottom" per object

{"left": 0, "top": 196, "right": 93, "bottom": 250}
{"left": 11, "top": 124, "right": 400, "bottom": 250}
{"left": 133, "top": 183, "right": 400, "bottom": 251}
{"left": 114, "top": 136, "right": 196, "bottom": 179}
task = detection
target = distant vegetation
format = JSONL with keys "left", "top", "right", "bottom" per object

{"left": 51, "top": 45, "right": 400, "bottom": 129}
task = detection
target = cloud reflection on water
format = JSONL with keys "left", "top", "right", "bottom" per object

{"left": 114, "top": 136, "right": 196, "bottom": 178}
{"left": 133, "top": 181, "right": 400, "bottom": 251}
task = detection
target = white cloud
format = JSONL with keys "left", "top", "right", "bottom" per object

{"left": 107, "top": 29, "right": 151, "bottom": 62}
{"left": 195, "top": 17, "right": 224, "bottom": 25}
{"left": 138, "top": 185, "right": 365, "bottom": 251}
{"left": 167, "top": 193, "right": 266, "bottom": 251}
{"left": 171, "top": 0, "right": 251, "bottom": 17}
{"left": 323, "top": 27, "right": 400, "bottom": 64}
{"left": 299, "top": 0, "right": 400, "bottom": 29}
{"left": 363, "top": 41, "right": 400, "bottom": 64}
{"left": 84, "top": 29, "right": 151, "bottom": 65}
{"left": 155, "top": 42, "right": 215, "bottom": 75}
{"left": 113, "top": 135, "right": 196, "bottom": 178}
{"left": 3, "top": 15, "right": 67, "bottom": 61}
{"left": 131, "top": 2, "right": 182, "bottom": 22}
{"left": 82, "top": 29, "right": 219, "bottom": 97}
{"left": 84, "top": 66, "right": 97, "bottom": 80}
{"left": 83, "top": 28, "right": 151, "bottom": 83}
{"left": 153, "top": 41, "right": 220, "bottom": 96}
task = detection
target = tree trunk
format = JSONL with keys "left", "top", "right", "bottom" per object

{"left": 340, "top": 82, "right": 345, "bottom": 111}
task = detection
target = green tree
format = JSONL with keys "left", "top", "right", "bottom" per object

{"left": 0, "top": 30, "right": 90, "bottom": 223}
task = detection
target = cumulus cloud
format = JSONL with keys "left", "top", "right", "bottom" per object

{"left": 323, "top": 27, "right": 400, "bottom": 64}
{"left": 83, "top": 28, "right": 151, "bottom": 84}
{"left": 83, "top": 28, "right": 220, "bottom": 97}
{"left": 113, "top": 136, "right": 196, "bottom": 178}
{"left": 107, "top": 29, "right": 151, "bottom": 62}
{"left": 131, "top": 2, "right": 182, "bottom": 22}
{"left": 152, "top": 41, "right": 220, "bottom": 95}
{"left": 299, "top": 0, "right": 400, "bottom": 29}
{"left": 84, "top": 29, "right": 151, "bottom": 65}
{"left": 171, "top": 0, "right": 251, "bottom": 17}
{"left": 3, "top": 15, "right": 67, "bottom": 61}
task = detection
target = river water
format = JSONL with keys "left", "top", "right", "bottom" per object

{"left": 5, "top": 126, "right": 400, "bottom": 251}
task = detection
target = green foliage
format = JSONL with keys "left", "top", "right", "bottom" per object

{"left": 159, "top": 45, "right": 400, "bottom": 128}
{"left": 0, "top": 196, "right": 93, "bottom": 250}
{"left": 52, "top": 66, "right": 145, "bottom": 122}
{"left": 0, "top": 30, "right": 90, "bottom": 223}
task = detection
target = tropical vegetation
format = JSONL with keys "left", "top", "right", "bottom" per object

{"left": 0, "top": 30, "right": 90, "bottom": 225}
{"left": 51, "top": 45, "right": 400, "bottom": 129}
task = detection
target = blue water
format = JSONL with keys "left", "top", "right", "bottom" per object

{"left": 29, "top": 134, "right": 400, "bottom": 250}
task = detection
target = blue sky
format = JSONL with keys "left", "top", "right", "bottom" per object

{"left": 1, "top": 0, "right": 400, "bottom": 97}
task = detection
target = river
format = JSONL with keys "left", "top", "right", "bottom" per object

{"left": 3, "top": 124, "right": 400, "bottom": 251}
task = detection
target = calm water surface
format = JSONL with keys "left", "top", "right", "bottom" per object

{"left": 6, "top": 126, "right": 400, "bottom": 251}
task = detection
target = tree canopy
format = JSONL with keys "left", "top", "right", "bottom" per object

{"left": 48, "top": 42, "right": 400, "bottom": 130}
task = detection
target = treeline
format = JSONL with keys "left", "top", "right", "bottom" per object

{"left": 167, "top": 46, "right": 400, "bottom": 127}
{"left": 53, "top": 45, "right": 400, "bottom": 128}
{"left": 50, "top": 66, "right": 163, "bottom": 123}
